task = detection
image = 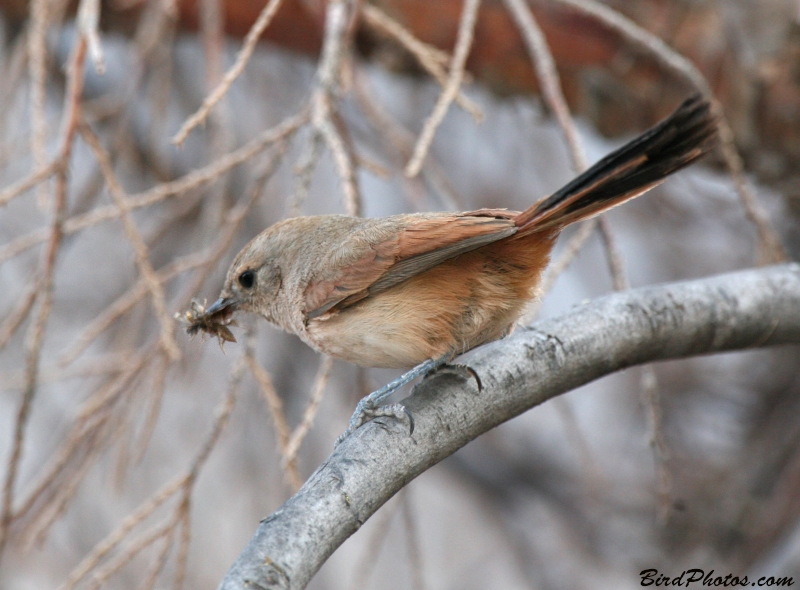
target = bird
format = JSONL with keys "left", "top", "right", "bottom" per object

{"left": 188, "top": 94, "right": 718, "bottom": 442}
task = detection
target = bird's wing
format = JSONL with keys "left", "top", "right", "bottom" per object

{"left": 303, "top": 210, "right": 518, "bottom": 320}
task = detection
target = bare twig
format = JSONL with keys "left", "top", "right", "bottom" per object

{"left": 20, "top": 425, "right": 105, "bottom": 550}
{"left": 640, "top": 366, "right": 672, "bottom": 524}
{"left": 172, "top": 499, "right": 191, "bottom": 590}
{"left": 27, "top": 0, "right": 50, "bottom": 208}
{"left": 0, "top": 35, "right": 88, "bottom": 560}
{"left": 350, "top": 496, "right": 401, "bottom": 590}
{"left": 77, "top": 0, "right": 106, "bottom": 74}
{"left": 61, "top": 342, "right": 246, "bottom": 590}
{"left": 60, "top": 472, "right": 189, "bottom": 590}
{"left": 245, "top": 344, "right": 300, "bottom": 490}
{"left": 13, "top": 352, "right": 150, "bottom": 536}
{"left": 172, "top": 0, "right": 286, "bottom": 145}
{"left": 309, "top": 0, "right": 361, "bottom": 216}
{"left": 79, "top": 122, "right": 181, "bottom": 360}
{"left": 505, "top": 0, "right": 639, "bottom": 465}
{"left": 543, "top": 220, "right": 597, "bottom": 290}
{"left": 58, "top": 139, "right": 289, "bottom": 367}
{"left": 0, "top": 110, "right": 308, "bottom": 267}
{"left": 283, "top": 355, "right": 333, "bottom": 468}
{"left": 137, "top": 527, "right": 175, "bottom": 590}
{"left": 597, "top": 216, "right": 629, "bottom": 291}
{"left": 0, "top": 277, "right": 40, "bottom": 352}
{"left": 290, "top": 130, "right": 323, "bottom": 215}
{"left": 505, "top": 0, "right": 631, "bottom": 294}
{"left": 314, "top": 99, "right": 360, "bottom": 216}
{"left": 352, "top": 68, "right": 464, "bottom": 210}
{"left": 405, "top": 0, "right": 482, "bottom": 178}
{"left": 0, "top": 159, "right": 62, "bottom": 208}
{"left": 84, "top": 520, "right": 175, "bottom": 590}
{"left": 400, "top": 488, "right": 427, "bottom": 590}
{"left": 552, "top": 0, "right": 786, "bottom": 264}
{"left": 134, "top": 355, "right": 170, "bottom": 463}
{"left": 361, "top": 4, "right": 482, "bottom": 121}
{"left": 504, "top": 0, "right": 587, "bottom": 170}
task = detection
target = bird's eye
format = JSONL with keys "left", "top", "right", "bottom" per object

{"left": 238, "top": 270, "right": 255, "bottom": 289}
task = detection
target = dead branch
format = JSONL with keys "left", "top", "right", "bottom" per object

{"left": 0, "top": 111, "right": 308, "bottom": 267}
{"left": 361, "top": 4, "right": 482, "bottom": 122}
{"left": 172, "top": 0, "right": 286, "bottom": 145}
{"left": 308, "top": 0, "right": 361, "bottom": 216}
{"left": 0, "top": 33, "right": 88, "bottom": 560}
{"left": 405, "top": 0, "right": 482, "bottom": 178}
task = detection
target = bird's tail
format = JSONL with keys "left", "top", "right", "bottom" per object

{"left": 514, "top": 95, "right": 718, "bottom": 233}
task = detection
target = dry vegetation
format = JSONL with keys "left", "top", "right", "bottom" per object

{"left": 0, "top": 0, "right": 798, "bottom": 588}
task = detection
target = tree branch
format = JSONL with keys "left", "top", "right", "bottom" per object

{"left": 218, "top": 263, "right": 800, "bottom": 590}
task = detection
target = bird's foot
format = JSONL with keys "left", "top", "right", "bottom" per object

{"left": 334, "top": 355, "right": 449, "bottom": 447}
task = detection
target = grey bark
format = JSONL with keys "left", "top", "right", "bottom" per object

{"left": 218, "top": 263, "right": 800, "bottom": 590}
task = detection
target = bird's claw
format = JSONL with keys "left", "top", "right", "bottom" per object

{"left": 428, "top": 362, "right": 482, "bottom": 391}
{"left": 334, "top": 402, "right": 413, "bottom": 447}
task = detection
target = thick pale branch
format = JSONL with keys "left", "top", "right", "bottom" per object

{"left": 218, "top": 263, "right": 800, "bottom": 590}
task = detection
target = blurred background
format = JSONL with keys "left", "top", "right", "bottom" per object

{"left": 0, "top": 0, "right": 799, "bottom": 588}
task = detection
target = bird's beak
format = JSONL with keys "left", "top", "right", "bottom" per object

{"left": 205, "top": 296, "right": 237, "bottom": 317}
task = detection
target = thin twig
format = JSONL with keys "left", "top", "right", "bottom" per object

{"left": 505, "top": 0, "right": 630, "bottom": 293}
{"left": 0, "top": 110, "right": 308, "bottom": 267}
{"left": 503, "top": 0, "right": 587, "bottom": 171}
{"left": 57, "top": 140, "right": 290, "bottom": 367}
{"left": 0, "top": 35, "right": 88, "bottom": 560}
{"left": 246, "top": 352, "right": 300, "bottom": 490}
{"left": 553, "top": 0, "right": 786, "bottom": 264}
{"left": 0, "top": 32, "right": 30, "bottom": 139}
{"left": 13, "top": 352, "right": 150, "bottom": 533}
{"left": 520, "top": 219, "right": 598, "bottom": 324}
{"left": 350, "top": 497, "right": 402, "bottom": 590}
{"left": 197, "top": 0, "right": 233, "bottom": 232}
{"left": 137, "top": 526, "right": 175, "bottom": 590}
{"left": 77, "top": 0, "right": 105, "bottom": 74}
{"left": 361, "top": 4, "right": 483, "bottom": 121}
{"left": 0, "top": 159, "right": 62, "bottom": 208}
{"left": 0, "top": 277, "right": 40, "bottom": 352}
{"left": 283, "top": 355, "right": 333, "bottom": 466}
{"left": 400, "top": 488, "right": 427, "bottom": 590}
{"left": 290, "top": 129, "right": 323, "bottom": 215}
{"left": 640, "top": 366, "right": 672, "bottom": 524}
{"left": 60, "top": 473, "right": 189, "bottom": 590}
{"left": 20, "top": 423, "right": 106, "bottom": 550}
{"left": 62, "top": 344, "right": 246, "bottom": 590}
{"left": 134, "top": 355, "right": 170, "bottom": 463}
{"left": 405, "top": 0, "right": 482, "bottom": 178}
{"left": 542, "top": 219, "right": 597, "bottom": 291}
{"left": 309, "top": 0, "right": 362, "bottom": 216}
{"left": 84, "top": 520, "right": 175, "bottom": 590}
{"left": 79, "top": 122, "right": 181, "bottom": 360}
{"left": 353, "top": 68, "right": 464, "bottom": 210}
{"left": 0, "top": 350, "right": 140, "bottom": 391}
{"left": 27, "top": 0, "right": 50, "bottom": 209}
{"left": 316, "top": 102, "right": 360, "bottom": 216}
{"left": 172, "top": 499, "right": 191, "bottom": 590}
{"left": 172, "top": 0, "right": 286, "bottom": 145}
{"left": 505, "top": 0, "right": 636, "bottom": 481}
{"left": 597, "top": 216, "right": 629, "bottom": 291}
